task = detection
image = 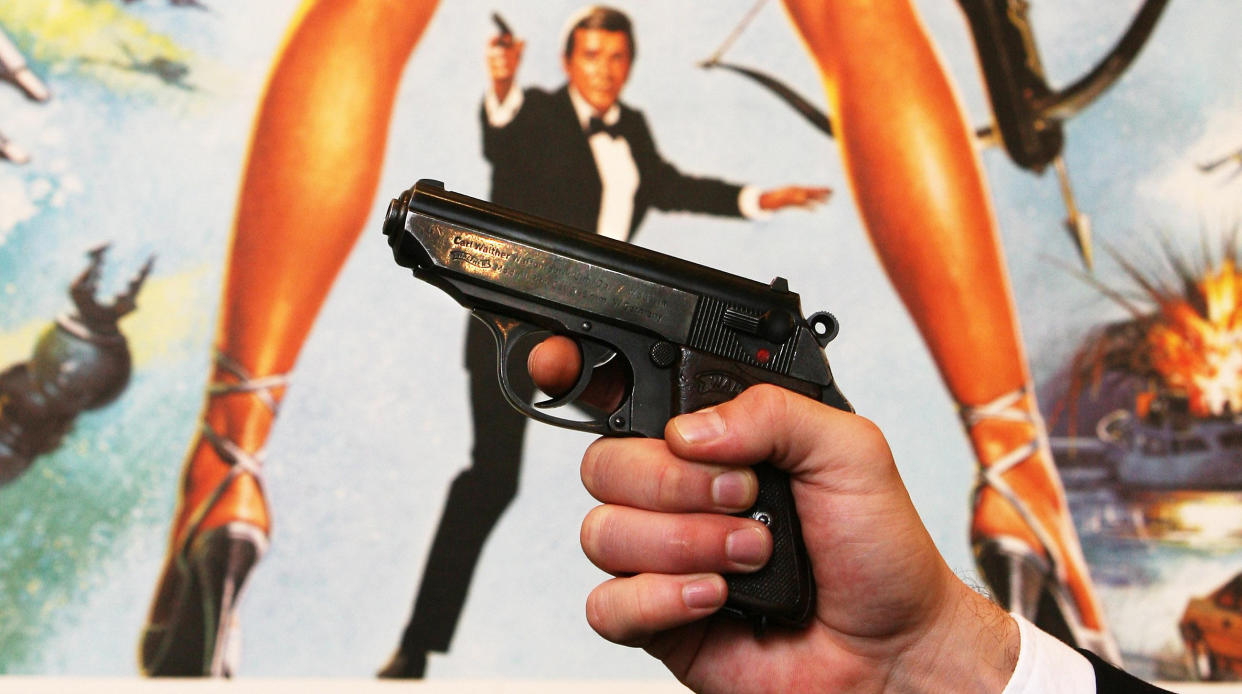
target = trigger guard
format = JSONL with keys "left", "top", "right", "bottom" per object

{"left": 473, "top": 309, "right": 622, "bottom": 436}
{"left": 534, "top": 341, "right": 618, "bottom": 409}
{"left": 482, "top": 315, "right": 548, "bottom": 402}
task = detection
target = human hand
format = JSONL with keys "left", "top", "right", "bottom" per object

{"left": 527, "top": 337, "right": 1018, "bottom": 693}
{"left": 486, "top": 33, "right": 525, "bottom": 102}
{"left": 757, "top": 185, "right": 831, "bottom": 211}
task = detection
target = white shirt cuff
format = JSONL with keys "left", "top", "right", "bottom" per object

{"left": 737, "top": 185, "right": 770, "bottom": 220}
{"left": 484, "top": 85, "right": 524, "bottom": 127}
{"left": 1001, "top": 614, "right": 1097, "bottom": 694}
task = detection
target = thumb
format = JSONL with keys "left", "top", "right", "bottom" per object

{"left": 663, "top": 384, "right": 900, "bottom": 497}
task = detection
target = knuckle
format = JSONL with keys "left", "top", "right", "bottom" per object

{"left": 850, "top": 415, "right": 891, "bottom": 457}
{"left": 661, "top": 521, "right": 694, "bottom": 565}
{"left": 633, "top": 584, "right": 662, "bottom": 629}
{"left": 849, "top": 414, "right": 889, "bottom": 446}
{"left": 744, "top": 382, "right": 786, "bottom": 407}
{"left": 742, "top": 383, "right": 791, "bottom": 426}
{"left": 651, "top": 460, "right": 684, "bottom": 508}
{"left": 854, "top": 415, "right": 885, "bottom": 442}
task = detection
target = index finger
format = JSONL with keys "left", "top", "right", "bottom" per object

{"left": 527, "top": 335, "right": 581, "bottom": 396}
{"left": 527, "top": 335, "right": 626, "bottom": 411}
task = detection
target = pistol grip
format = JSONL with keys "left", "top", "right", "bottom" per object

{"left": 723, "top": 463, "right": 815, "bottom": 628}
{"left": 676, "top": 348, "right": 826, "bottom": 629}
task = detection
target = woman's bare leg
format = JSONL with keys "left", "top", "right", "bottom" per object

{"left": 140, "top": 0, "right": 439, "bottom": 675}
{"left": 782, "top": 0, "right": 1116, "bottom": 660}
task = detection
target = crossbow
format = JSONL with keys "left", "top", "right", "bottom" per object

{"left": 701, "top": 0, "right": 1172, "bottom": 270}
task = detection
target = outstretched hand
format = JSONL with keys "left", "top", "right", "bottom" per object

{"left": 527, "top": 337, "right": 1018, "bottom": 693}
{"left": 758, "top": 185, "right": 832, "bottom": 212}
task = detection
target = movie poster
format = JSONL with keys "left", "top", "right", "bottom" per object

{"left": 0, "top": 0, "right": 1238, "bottom": 687}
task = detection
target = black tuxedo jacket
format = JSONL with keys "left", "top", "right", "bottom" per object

{"left": 1081, "top": 649, "right": 1172, "bottom": 693}
{"left": 481, "top": 85, "right": 745, "bottom": 240}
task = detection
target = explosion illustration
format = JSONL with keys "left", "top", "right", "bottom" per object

{"left": 1069, "top": 232, "right": 1242, "bottom": 423}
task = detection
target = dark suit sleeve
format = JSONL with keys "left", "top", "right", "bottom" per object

{"left": 1078, "top": 649, "right": 1174, "bottom": 693}
{"left": 627, "top": 110, "right": 745, "bottom": 219}
{"left": 481, "top": 88, "right": 567, "bottom": 198}
{"left": 480, "top": 91, "right": 529, "bottom": 175}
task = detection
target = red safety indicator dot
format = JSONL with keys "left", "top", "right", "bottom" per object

{"left": 756, "top": 348, "right": 771, "bottom": 364}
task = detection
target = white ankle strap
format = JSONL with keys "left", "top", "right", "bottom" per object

{"left": 177, "top": 423, "right": 267, "bottom": 563}
{"left": 960, "top": 386, "right": 1035, "bottom": 426}
{"left": 959, "top": 386, "right": 1043, "bottom": 476}
{"left": 208, "top": 351, "right": 290, "bottom": 415}
{"left": 960, "top": 386, "right": 1063, "bottom": 582}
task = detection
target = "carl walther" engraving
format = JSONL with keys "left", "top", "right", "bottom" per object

{"left": 453, "top": 234, "right": 516, "bottom": 260}
{"left": 447, "top": 233, "right": 545, "bottom": 274}
{"left": 429, "top": 218, "right": 698, "bottom": 340}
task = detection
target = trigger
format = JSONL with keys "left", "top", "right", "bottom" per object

{"left": 535, "top": 341, "right": 618, "bottom": 409}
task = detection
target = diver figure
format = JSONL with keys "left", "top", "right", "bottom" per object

{"left": 0, "top": 23, "right": 50, "bottom": 165}
{"left": 122, "top": 0, "right": 210, "bottom": 10}
{"left": 0, "top": 24, "right": 50, "bottom": 102}
{"left": 81, "top": 43, "right": 196, "bottom": 92}
{"left": 0, "top": 131, "right": 30, "bottom": 164}
{"left": 0, "top": 245, "right": 154, "bottom": 486}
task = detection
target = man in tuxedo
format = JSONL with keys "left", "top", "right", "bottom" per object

{"left": 482, "top": 6, "right": 827, "bottom": 240}
{"left": 381, "top": 6, "right": 830, "bottom": 678}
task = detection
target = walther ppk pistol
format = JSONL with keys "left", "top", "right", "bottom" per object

{"left": 383, "top": 179, "right": 851, "bottom": 629}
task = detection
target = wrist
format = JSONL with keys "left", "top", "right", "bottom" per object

{"left": 757, "top": 190, "right": 777, "bottom": 210}
{"left": 738, "top": 186, "right": 770, "bottom": 219}
{"left": 888, "top": 580, "right": 1019, "bottom": 694}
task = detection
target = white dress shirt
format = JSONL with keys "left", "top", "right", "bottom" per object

{"left": 1002, "top": 614, "right": 1097, "bottom": 693}
{"left": 565, "top": 86, "right": 640, "bottom": 241}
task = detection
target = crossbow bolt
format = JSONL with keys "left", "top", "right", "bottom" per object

{"left": 1054, "top": 156, "right": 1093, "bottom": 272}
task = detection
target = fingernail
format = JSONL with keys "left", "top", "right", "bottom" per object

{"left": 672, "top": 409, "right": 725, "bottom": 444}
{"left": 682, "top": 577, "right": 725, "bottom": 610}
{"left": 711, "top": 470, "right": 753, "bottom": 510}
{"left": 726, "top": 527, "right": 769, "bottom": 570}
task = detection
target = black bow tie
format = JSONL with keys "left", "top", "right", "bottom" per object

{"left": 586, "top": 116, "right": 622, "bottom": 139}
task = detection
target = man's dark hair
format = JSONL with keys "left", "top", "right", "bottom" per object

{"left": 563, "top": 6, "right": 636, "bottom": 61}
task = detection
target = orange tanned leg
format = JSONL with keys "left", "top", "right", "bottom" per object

{"left": 782, "top": 0, "right": 1118, "bottom": 662}
{"left": 140, "top": 0, "right": 439, "bottom": 676}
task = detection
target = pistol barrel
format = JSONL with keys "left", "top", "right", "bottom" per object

{"left": 387, "top": 180, "right": 796, "bottom": 316}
